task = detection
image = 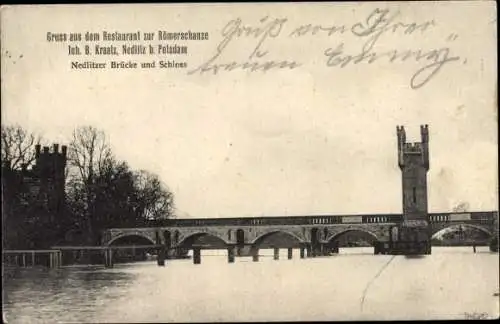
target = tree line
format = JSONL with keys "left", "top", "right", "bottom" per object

{"left": 1, "top": 124, "right": 175, "bottom": 247}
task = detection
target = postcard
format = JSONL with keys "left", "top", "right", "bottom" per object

{"left": 1, "top": 2, "right": 498, "bottom": 322}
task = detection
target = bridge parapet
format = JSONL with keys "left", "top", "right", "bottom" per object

{"left": 428, "top": 211, "right": 497, "bottom": 224}
{"left": 429, "top": 211, "right": 497, "bottom": 237}
{"left": 164, "top": 214, "right": 402, "bottom": 227}
{"left": 102, "top": 211, "right": 497, "bottom": 248}
{"left": 136, "top": 212, "right": 495, "bottom": 229}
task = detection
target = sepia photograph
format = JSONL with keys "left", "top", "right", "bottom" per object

{"left": 1, "top": 2, "right": 498, "bottom": 322}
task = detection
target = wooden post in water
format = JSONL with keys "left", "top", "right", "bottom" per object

{"left": 193, "top": 247, "right": 201, "bottom": 264}
{"left": 287, "top": 248, "right": 293, "bottom": 260}
{"left": 273, "top": 247, "right": 279, "bottom": 260}
{"left": 227, "top": 246, "right": 235, "bottom": 263}
{"left": 300, "top": 246, "right": 305, "bottom": 259}
{"left": 109, "top": 249, "right": 114, "bottom": 268}
{"left": 104, "top": 249, "right": 108, "bottom": 267}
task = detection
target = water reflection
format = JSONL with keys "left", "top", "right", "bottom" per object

{"left": 2, "top": 247, "right": 499, "bottom": 323}
{"left": 3, "top": 266, "right": 137, "bottom": 323}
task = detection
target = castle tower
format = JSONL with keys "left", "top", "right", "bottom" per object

{"left": 33, "top": 143, "right": 68, "bottom": 216}
{"left": 397, "top": 125, "right": 429, "bottom": 224}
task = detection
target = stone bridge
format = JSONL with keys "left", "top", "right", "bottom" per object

{"left": 102, "top": 211, "right": 498, "bottom": 256}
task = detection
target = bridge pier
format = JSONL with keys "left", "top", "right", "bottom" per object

{"left": 374, "top": 242, "right": 385, "bottom": 255}
{"left": 287, "top": 248, "right": 293, "bottom": 259}
{"left": 157, "top": 246, "right": 165, "bottom": 266}
{"left": 330, "top": 242, "right": 339, "bottom": 254}
{"left": 193, "top": 248, "right": 201, "bottom": 264}
{"left": 306, "top": 245, "right": 312, "bottom": 258}
{"left": 273, "top": 247, "right": 279, "bottom": 260}
{"left": 300, "top": 246, "right": 305, "bottom": 259}
{"left": 104, "top": 249, "right": 114, "bottom": 268}
{"left": 227, "top": 246, "right": 235, "bottom": 263}
{"left": 252, "top": 248, "right": 259, "bottom": 262}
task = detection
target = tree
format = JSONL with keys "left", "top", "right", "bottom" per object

{"left": 67, "top": 126, "right": 113, "bottom": 244}
{"left": 134, "top": 170, "right": 175, "bottom": 222}
{"left": 1, "top": 124, "right": 43, "bottom": 169}
{"left": 452, "top": 202, "right": 470, "bottom": 213}
{"left": 93, "top": 159, "right": 139, "bottom": 229}
{"left": 68, "top": 126, "right": 113, "bottom": 183}
{"left": 65, "top": 125, "right": 176, "bottom": 244}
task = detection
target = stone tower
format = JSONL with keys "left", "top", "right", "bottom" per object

{"left": 2, "top": 143, "right": 68, "bottom": 248}
{"left": 397, "top": 125, "right": 429, "bottom": 224}
{"left": 33, "top": 144, "right": 68, "bottom": 217}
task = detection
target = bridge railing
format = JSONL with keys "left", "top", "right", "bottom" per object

{"left": 116, "top": 211, "right": 496, "bottom": 229}
{"left": 428, "top": 211, "right": 497, "bottom": 224}
{"left": 142, "top": 214, "right": 403, "bottom": 227}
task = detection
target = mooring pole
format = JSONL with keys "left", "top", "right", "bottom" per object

{"left": 109, "top": 249, "right": 114, "bottom": 268}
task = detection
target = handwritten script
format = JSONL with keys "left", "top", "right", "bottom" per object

{"left": 188, "top": 8, "right": 464, "bottom": 89}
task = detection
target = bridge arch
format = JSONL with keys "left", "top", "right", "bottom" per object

{"left": 326, "top": 228, "right": 381, "bottom": 246}
{"left": 107, "top": 233, "right": 156, "bottom": 246}
{"left": 250, "top": 230, "right": 305, "bottom": 248}
{"left": 176, "top": 231, "right": 229, "bottom": 249}
{"left": 431, "top": 224, "right": 492, "bottom": 240}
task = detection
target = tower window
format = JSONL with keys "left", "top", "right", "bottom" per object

{"left": 412, "top": 187, "right": 417, "bottom": 204}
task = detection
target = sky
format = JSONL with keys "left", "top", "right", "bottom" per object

{"left": 1, "top": 2, "right": 497, "bottom": 218}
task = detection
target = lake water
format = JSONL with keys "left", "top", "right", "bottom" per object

{"left": 2, "top": 247, "right": 499, "bottom": 323}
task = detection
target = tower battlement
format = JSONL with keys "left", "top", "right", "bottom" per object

{"left": 35, "top": 143, "right": 67, "bottom": 159}
{"left": 34, "top": 144, "right": 67, "bottom": 178}
{"left": 397, "top": 124, "right": 429, "bottom": 170}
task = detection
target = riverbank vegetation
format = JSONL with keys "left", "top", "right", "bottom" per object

{"left": 2, "top": 124, "right": 175, "bottom": 249}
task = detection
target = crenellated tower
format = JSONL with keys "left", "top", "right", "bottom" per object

{"left": 32, "top": 144, "right": 68, "bottom": 216}
{"left": 397, "top": 125, "right": 429, "bottom": 224}
{"left": 2, "top": 143, "right": 68, "bottom": 249}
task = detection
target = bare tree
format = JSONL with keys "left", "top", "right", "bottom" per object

{"left": 1, "top": 124, "right": 43, "bottom": 169}
{"left": 452, "top": 202, "right": 470, "bottom": 213}
{"left": 134, "top": 170, "right": 175, "bottom": 221}
{"left": 67, "top": 126, "right": 113, "bottom": 244}
{"left": 68, "top": 126, "right": 113, "bottom": 184}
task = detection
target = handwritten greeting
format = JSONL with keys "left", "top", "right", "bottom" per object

{"left": 188, "top": 8, "right": 464, "bottom": 89}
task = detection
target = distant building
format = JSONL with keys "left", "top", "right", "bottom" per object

{"left": 2, "top": 144, "right": 67, "bottom": 249}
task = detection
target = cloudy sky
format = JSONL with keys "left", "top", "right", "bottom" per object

{"left": 2, "top": 2, "right": 497, "bottom": 218}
